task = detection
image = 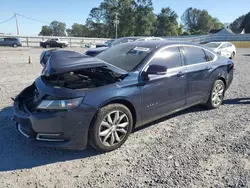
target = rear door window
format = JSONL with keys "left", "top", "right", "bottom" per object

{"left": 150, "top": 47, "right": 182, "bottom": 69}
{"left": 204, "top": 50, "right": 215, "bottom": 62}
{"left": 4, "top": 38, "right": 17, "bottom": 41}
{"left": 183, "top": 46, "right": 208, "bottom": 65}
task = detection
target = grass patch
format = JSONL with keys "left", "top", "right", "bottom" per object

{"left": 230, "top": 41, "right": 250, "bottom": 48}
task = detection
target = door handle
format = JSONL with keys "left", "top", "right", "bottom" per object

{"left": 177, "top": 71, "right": 185, "bottom": 77}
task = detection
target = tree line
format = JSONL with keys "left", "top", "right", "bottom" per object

{"left": 230, "top": 12, "right": 250, "bottom": 33}
{"left": 38, "top": 0, "right": 249, "bottom": 37}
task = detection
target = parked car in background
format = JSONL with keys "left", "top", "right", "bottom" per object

{"left": 85, "top": 36, "right": 165, "bottom": 57}
{"left": 96, "top": 39, "right": 115, "bottom": 48}
{"left": 135, "top": 37, "right": 165, "bottom": 42}
{"left": 0, "top": 37, "right": 22, "bottom": 47}
{"left": 40, "top": 38, "right": 69, "bottom": 48}
{"left": 205, "top": 42, "right": 236, "bottom": 59}
{"left": 13, "top": 41, "right": 234, "bottom": 152}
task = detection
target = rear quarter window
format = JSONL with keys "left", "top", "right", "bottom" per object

{"left": 204, "top": 50, "right": 215, "bottom": 62}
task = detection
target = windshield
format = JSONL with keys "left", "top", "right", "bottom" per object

{"left": 96, "top": 44, "right": 154, "bottom": 72}
{"left": 205, "top": 43, "right": 221, "bottom": 48}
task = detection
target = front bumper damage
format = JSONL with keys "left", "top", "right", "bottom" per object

{"left": 12, "top": 83, "right": 98, "bottom": 150}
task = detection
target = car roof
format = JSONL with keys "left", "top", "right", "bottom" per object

{"left": 124, "top": 40, "right": 202, "bottom": 49}
{"left": 120, "top": 36, "right": 140, "bottom": 39}
{"left": 208, "top": 42, "right": 230, "bottom": 44}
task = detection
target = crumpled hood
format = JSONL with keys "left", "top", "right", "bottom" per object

{"left": 42, "top": 50, "right": 128, "bottom": 76}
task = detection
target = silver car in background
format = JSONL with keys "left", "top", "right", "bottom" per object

{"left": 205, "top": 42, "right": 236, "bottom": 59}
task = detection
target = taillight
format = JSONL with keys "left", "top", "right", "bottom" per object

{"left": 232, "top": 62, "right": 235, "bottom": 70}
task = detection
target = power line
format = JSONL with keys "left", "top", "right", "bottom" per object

{"left": 0, "top": 15, "right": 15, "bottom": 24}
{"left": 16, "top": 13, "right": 50, "bottom": 24}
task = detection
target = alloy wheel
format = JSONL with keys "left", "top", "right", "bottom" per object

{"left": 212, "top": 83, "right": 224, "bottom": 107}
{"left": 98, "top": 110, "right": 129, "bottom": 147}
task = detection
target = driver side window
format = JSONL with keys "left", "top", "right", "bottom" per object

{"left": 149, "top": 47, "right": 182, "bottom": 69}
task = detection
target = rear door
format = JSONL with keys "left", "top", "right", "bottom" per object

{"left": 181, "top": 46, "right": 215, "bottom": 106}
{"left": 3, "top": 38, "right": 11, "bottom": 46}
{"left": 141, "top": 46, "right": 187, "bottom": 122}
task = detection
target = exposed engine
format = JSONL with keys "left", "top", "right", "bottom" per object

{"left": 42, "top": 67, "right": 123, "bottom": 90}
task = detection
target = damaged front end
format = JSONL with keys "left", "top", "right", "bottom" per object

{"left": 40, "top": 50, "right": 128, "bottom": 90}
{"left": 12, "top": 50, "right": 127, "bottom": 149}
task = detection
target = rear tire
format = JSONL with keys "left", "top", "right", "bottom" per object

{"left": 12, "top": 44, "right": 17, "bottom": 48}
{"left": 205, "top": 80, "right": 225, "bottom": 109}
{"left": 89, "top": 104, "right": 133, "bottom": 152}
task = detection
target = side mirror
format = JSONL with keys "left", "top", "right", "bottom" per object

{"left": 146, "top": 64, "right": 167, "bottom": 75}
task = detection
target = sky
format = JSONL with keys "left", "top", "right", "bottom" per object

{"left": 0, "top": 0, "right": 249, "bottom": 36}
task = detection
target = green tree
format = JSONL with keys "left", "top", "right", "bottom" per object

{"left": 230, "top": 15, "right": 245, "bottom": 33}
{"left": 39, "top": 21, "right": 66, "bottom": 36}
{"left": 39, "top": 26, "right": 52, "bottom": 36}
{"left": 50, "top": 21, "right": 66, "bottom": 36}
{"left": 181, "top": 7, "right": 223, "bottom": 34}
{"left": 134, "top": 0, "right": 156, "bottom": 36}
{"left": 154, "top": 7, "right": 179, "bottom": 36}
{"left": 242, "top": 12, "right": 250, "bottom": 33}
{"left": 212, "top": 18, "right": 224, "bottom": 29}
{"left": 86, "top": 7, "right": 108, "bottom": 38}
{"left": 66, "top": 23, "right": 90, "bottom": 37}
{"left": 116, "top": 0, "right": 137, "bottom": 37}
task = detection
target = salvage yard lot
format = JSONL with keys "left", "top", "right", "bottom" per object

{"left": 0, "top": 47, "right": 250, "bottom": 187}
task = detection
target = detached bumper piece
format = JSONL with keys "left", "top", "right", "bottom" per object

{"left": 17, "top": 123, "right": 30, "bottom": 138}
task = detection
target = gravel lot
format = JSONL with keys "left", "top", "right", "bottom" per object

{"left": 0, "top": 47, "right": 250, "bottom": 188}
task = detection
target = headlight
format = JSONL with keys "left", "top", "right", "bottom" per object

{"left": 37, "top": 97, "right": 83, "bottom": 110}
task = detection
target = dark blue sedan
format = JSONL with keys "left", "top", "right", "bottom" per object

{"left": 13, "top": 41, "right": 234, "bottom": 152}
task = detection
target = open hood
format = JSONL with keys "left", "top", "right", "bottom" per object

{"left": 41, "top": 50, "right": 128, "bottom": 76}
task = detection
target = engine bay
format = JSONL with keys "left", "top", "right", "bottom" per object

{"left": 42, "top": 67, "right": 124, "bottom": 89}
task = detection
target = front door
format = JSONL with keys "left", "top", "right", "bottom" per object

{"left": 140, "top": 46, "right": 187, "bottom": 123}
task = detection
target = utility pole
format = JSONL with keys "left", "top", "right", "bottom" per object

{"left": 114, "top": 12, "right": 119, "bottom": 39}
{"left": 14, "top": 13, "right": 20, "bottom": 35}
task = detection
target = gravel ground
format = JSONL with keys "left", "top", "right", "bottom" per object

{"left": 0, "top": 47, "right": 250, "bottom": 188}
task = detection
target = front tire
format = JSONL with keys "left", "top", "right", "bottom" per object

{"left": 45, "top": 44, "right": 50, "bottom": 48}
{"left": 89, "top": 104, "right": 133, "bottom": 152}
{"left": 12, "top": 44, "right": 17, "bottom": 48}
{"left": 206, "top": 80, "right": 225, "bottom": 109}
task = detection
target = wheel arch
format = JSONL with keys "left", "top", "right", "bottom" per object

{"left": 217, "top": 77, "right": 226, "bottom": 88}
{"left": 100, "top": 98, "right": 137, "bottom": 128}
